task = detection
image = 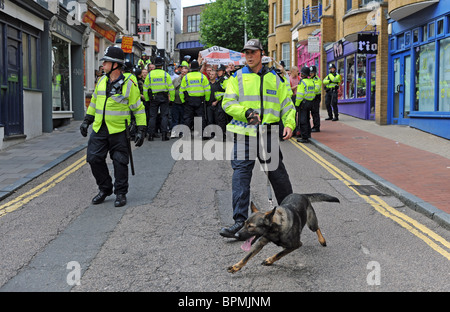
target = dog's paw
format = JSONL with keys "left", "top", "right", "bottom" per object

{"left": 227, "top": 265, "right": 241, "bottom": 273}
{"left": 261, "top": 259, "right": 274, "bottom": 266}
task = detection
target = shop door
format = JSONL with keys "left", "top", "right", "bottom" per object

{"left": 368, "top": 59, "right": 376, "bottom": 120}
{"left": 2, "top": 32, "right": 23, "bottom": 137}
{"left": 392, "top": 52, "right": 411, "bottom": 125}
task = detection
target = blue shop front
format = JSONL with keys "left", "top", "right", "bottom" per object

{"left": 325, "top": 38, "right": 377, "bottom": 121}
{"left": 388, "top": 1, "right": 450, "bottom": 139}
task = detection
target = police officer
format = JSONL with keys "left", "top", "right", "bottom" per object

{"left": 208, "top": 65, "right": 228, "bottom": 140}
{"left": 143, "top": 56, "right": 175, "bottom": 141}
{"left": 179, "top": 59, "right": 211, "bottom": 137}
{"left": 138, "top": 52, "right": 151, "bottom": 70}
{"left": 296, "top": 66, "right": 316, "bottom": 143}
{"left": 219, "top": 39, "right": 296, "bottom": 238}
{"left": 80, "top": 47, "right": 147, "bottom": 207}
{"left": 323, "top": 63, "right": 341, "bottom": 121}
{"left": 181, "top": 55, "right": 191, "bottom": 68}
{"left": 309, "top": 65, "right": 322, "bottom": 132}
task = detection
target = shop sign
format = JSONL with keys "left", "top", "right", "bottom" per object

{"left": 83, "top": 10, "right": 117, "bottom": 43}
{"left": 138, "top": 24, "right": 151, "bottom": 35}
{"left": 121, "top": 36, "right": 133, "bottom": 54}
{"left": 308, "top": 36, "right": 320, "bottom": 53}
{"left": 333, "top": 40, "right": 344, "bottom": 59}
{"left": 357, "top": 34, "right": 378, "bottom": 54}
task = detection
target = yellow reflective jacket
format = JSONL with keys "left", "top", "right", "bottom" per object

{"left": 143, "top": 69, "right": 175, "bottom": 102}
{"left": 323, "top": 72, "right": 342, "bottom": 89}
{"left": 222, "top": 65, "right": 296, "bottom": 136}
{"left": 87, "top": 74, "right": 147, "bottom": 134}
{"left": 312, "top": 75, "right": 322, "bottom": 96}
{"left": 179, "top": 71, "right": 211, "bottom": 103}
{"left": 296, "top": 78, "right": 316, "bottom": 106}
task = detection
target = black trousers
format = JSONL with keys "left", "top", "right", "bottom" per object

{"left": 87, "top": 124, "right": 129, "bottom": 195}
{"left": 206, "top": 103, "right": 227, "bottom": 135}
{"left": 299, "top": 100, "right": 314, "bottom": 139}
{"left": 325, "top": 89, "right": 339, "bottom": 118}
{"left": 184, "top": 97, "right": 206, "bottom": 131}
{"left": 148, "top": 94, "right": 170, "bottom": 135}
{"left": 311, "top": 95, "right": 321, "bottom": 130}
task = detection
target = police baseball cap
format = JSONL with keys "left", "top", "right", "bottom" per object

{"left": 100, "top": 46, "right": 125, "bottom": 64}
{"left": 242, "top": 39, "right": 263, "bottom": 51}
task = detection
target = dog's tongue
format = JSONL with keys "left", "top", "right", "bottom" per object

{"left": 241, "top": 236, "right": 255, "bottom": 252}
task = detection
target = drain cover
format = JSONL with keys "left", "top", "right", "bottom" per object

{"left": 349, "top": 185, "right": 387, "bottom": 196}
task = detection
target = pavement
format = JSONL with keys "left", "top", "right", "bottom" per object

{"left": 0, "top": 110, "right": 449, "bottom": 229}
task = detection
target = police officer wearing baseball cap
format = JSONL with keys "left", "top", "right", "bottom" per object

{"left": 81, "top": 46, "right": 147, "bottom": 207}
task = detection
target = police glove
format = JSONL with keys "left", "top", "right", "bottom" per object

{"left": 134, "top": 126, "right": 146, "bottom": 147}
{"left": 80, "top": 115, "right": 94, "bottom": 137}
{"left": 245, "top": 109, "right": 260, "bottom": 126}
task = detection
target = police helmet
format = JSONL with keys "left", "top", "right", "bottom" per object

{"left": 190, "top": 60, "right": 200, "bottom": 70}
{"left": 154, "top": 56, "right": 164, "bottom": 67}
{"left": 217, "top": 65, "right": 226, "bottom": 72}
{"left": 301, "top": 66, "right": 310, "bottom": 77}
{"left": 329, "top": 63, "right": 336, "bottom": 69}
{"left": 124, "top": 61, "right": 134, "bottom": 72}
{"left": 309, "top": 66, "right": 317, "bottom": 74}
{"left": 100, "top": 46, "right": 125, "bottom": 65}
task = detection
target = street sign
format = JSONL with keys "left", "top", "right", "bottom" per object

{"left": 138, "top": 24, "right": 151, "bottom": 35}
{"left": 121, "top": 36, "right": 133, "bottom": 54}
{"left": 308, "top": 36, "right": 320, "bottom": 53}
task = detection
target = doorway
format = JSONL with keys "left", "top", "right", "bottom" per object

{"left": 392, "top": 52, "right": 411, "bottom": 125}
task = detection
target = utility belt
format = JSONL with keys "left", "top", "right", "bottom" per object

{"left": 185, "top": 94, "right": 205, "bottom": 107}
{"left": 153, "top": 91, "right": 169, "bottom": 99}
{"left": 326, "top": 86, "right": 338, "bottom": 93}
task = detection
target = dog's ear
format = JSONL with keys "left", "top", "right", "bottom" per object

{"left": 250, "top": 201, "right": 259, "bottom": 213}
{"left": 264, "top": 207, "right": 277, "bottom": 224}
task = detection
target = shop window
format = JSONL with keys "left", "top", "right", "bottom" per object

{"left": 428, "top": 21, "right": 435, "bottom": 39}
{"left": 413, "top": 28, "right": 419, "bottom": 44}
{"left": 337, "top": 58, "right": 345, "bottom": 100}
{"left": 415, "top": 42, "right": 436, "bottom": 112}
{"left": 439, "top": 37, "right": 450, "bottom": 112}
{"left": 346, "top": 55, "right": 355, "bottom": 99}
{"left": 52, "top": 36, "right": 71, "bottom": 112}
{"left": 22, "top": 33, "right": 39, "bottom": 89}
{"left": 356, "top": 54, "right": 367, "bottom": 98}
{"left": 437, "top": 18, "right": 444, "bottom": 37}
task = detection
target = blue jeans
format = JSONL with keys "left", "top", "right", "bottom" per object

{"left": 230, "top": 133, "right": 293, "bottom": 222}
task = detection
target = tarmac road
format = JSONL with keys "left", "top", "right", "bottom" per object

{"left": 0, "top": 136, "right": 449, "bottom": 293}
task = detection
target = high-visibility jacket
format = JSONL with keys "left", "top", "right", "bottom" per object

{"left": 312, "top": 75, "right": 322, "bottom": 96}
{"left": 138, "top": 59, "right": 151, "bottom": 70}
{"left": 214, "top": 76, "right": 228, "bottom": 102}
{"left": 143, "top": 69, "right": 175, "bottom": 102}
{"left": 323, "top": 72, "right": 341, "bottom": 89}
{"left": 179, "top": 71, "right": 211, "bottom": 103}
{"left": 295, "top": 78, "right": 316, "bottom": 106}
{"left": 222, "top": 65, "right": 296, "bottom": 137}
{"left": 87, "top": 74, "right": 147, "bottom": 134}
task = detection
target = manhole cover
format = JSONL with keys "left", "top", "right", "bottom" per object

{"left": 349, "top": 185, "right": 387, "bottom": 196}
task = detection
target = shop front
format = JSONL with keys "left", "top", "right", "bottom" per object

{"left": 388, "top": 2, "right": 450, "bottom": 139}
{"left": 325, "top": 39, "right": 377, "bottom": 120}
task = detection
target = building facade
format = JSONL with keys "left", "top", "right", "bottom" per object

{"left": 267, "top": 0, "right": 450, "bottom": 140}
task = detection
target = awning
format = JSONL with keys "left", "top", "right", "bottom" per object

{"left": 176, "top": 41, "right": 205, "bottom": 50}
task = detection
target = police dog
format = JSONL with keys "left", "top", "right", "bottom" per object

{"left": 227, "top": 193, "right": 339, "bottom": 273}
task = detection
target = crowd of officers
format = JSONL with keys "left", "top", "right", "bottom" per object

{"left": 82, "top": 45, "right": 342, "bottom": 209}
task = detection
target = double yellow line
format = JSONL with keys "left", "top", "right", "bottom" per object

{"left": 0, "top": 155, "right": 87, "bottom": 218}
{"left": 290, "top": 138, "right": 450, "bottom": 261}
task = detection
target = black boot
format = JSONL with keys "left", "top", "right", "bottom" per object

{"left": 219, "top": 221, "right": 244, "bottom": 239}
{"left": 92, "top": 190, "right": 113, "bottom": 205}
{"left": 162, "top": 132, "right": 170, "bottom": 141}
{"left": 114, "top": 194, "right": 127, "bottom": 207}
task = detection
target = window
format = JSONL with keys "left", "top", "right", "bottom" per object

{"left": 422, "top": 25, "right": 428, "bottom": 41}
{"left": 413, "top": 28, "right": 419, "bottom": 43}
{"left": 346, "top": 0, "right": 352, "bottom": 12}
{"left": 437, "top": 19, "right": 444, "bottom": 36}
{"left": 428, "top": 21, "right": 435, "bottom": 39}
{"left": 346, "top": 55, "right": 355, "bottom": 99}
{"left": 405, "top": 31, "right": 411, "bottom": 47}
{"left": 439, "top": 37, "right": 450, "bottom": 112}
{"left": 187, "top": 14, "right": 200, "bottom": 33}
{"left": 22, "top": 33, "right": 39, "bottom": 89}
{"left": 273, "top": 3, "right": 277, "bottom": 32}
{"left": 52, "top": 36, "right": 71, "bottom": 112}
{"left": 282, "top": 0, "right": 290, "bottom": 22}
{"left": 151, "top": 17, "right": 156, "bottom": 41}
{"left": 281, "top": 43, "right": 290, "bottom": 69}
{"left": 415, "top": 42, "right": 436, "bottom": 111}
{"left": 356, "top": 54, "right": 367, "bottom": 98}
{"left": 337, "top": 58, "right": 345, "bottom": 100}
{"left": 397, "top": 34, "right": 405, "bottom": 50}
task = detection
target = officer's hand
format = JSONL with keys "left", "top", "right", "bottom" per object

{"left": 282, "top": 127, "right": 293, "bottom": 140}
{"left": 80, "top": 122, "right": 89, "bottom": 137}
{"left": 245, "top": 109, "right": 260, "bottom": 126}
{"left": 134, "top": 126, "right": 146, "bottom": 147}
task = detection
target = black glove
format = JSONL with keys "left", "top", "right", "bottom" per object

{"left": 245, "top": 109, "right": 260, "bottom": 126}
{"left": 134, "top": 126, "right": 146, "bottom": 147}
{"left": 80, "top": 115, "right": 94, "bottom": 137}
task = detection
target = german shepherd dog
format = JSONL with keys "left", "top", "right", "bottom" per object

{"left": 227, "top": 193, "right": 339, "bottom": 273}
